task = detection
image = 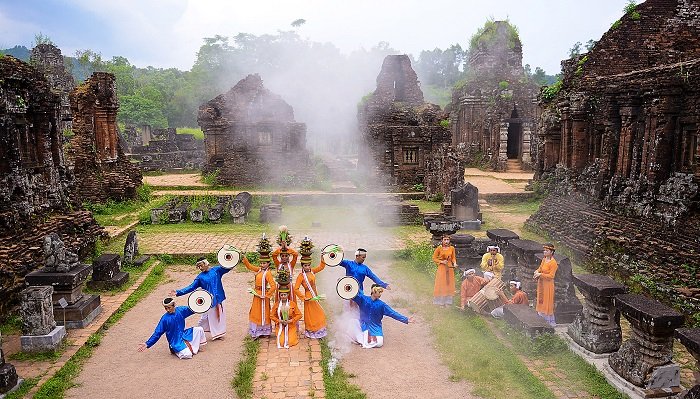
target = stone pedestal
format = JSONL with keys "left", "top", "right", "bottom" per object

{"left": 0, "top": 332, "right": 20, "bottom": 395}
{"left": 123, "top": 231, "right": 138, "bottom": 264}
{"left": 502, "top": 304, "right": 554, "bottom": 338}
{"left": 87, "top": 253, "right": 128, "bottom": 290}
{"left": 450, "top": 234, "right": 479, "bottom": 271}
{"left": 423, "top": 215, "right": 461, "bottom": 246}
{"left": 675, "top": 328, "right": 700, "bottom": 399}
{"left": 534, "top": 253, "right": 582, "bottom": 324}
{"left": 486, "top": 229, "right": 520, "bottom": 281}
{"left": 25, "top": 263, "right": 101, "bottom": 329}
{"left": 608, "top": 294, "right": 684, "bottom": 390}
{"left": 508, "top": 239, "right": 542, "bottom": 300}
{"left": 568, "top": 274, "right": 626, "bottom": 354}
{"left": 19, "top": 286, "right": 67, "bottom": 351}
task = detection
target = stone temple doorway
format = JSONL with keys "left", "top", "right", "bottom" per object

{"left": 507, "top": 107, "right": 522, "bottom": 159}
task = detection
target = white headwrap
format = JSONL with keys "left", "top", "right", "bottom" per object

{"left": 509, "top": 281, "right": 521, "bottom": 289}
{"left": 487, "top": 245, "right": 500, "bottom": 253}
{"left": 162, "top": 297, "right": 175, "bottom": 306}
{"left": 483, "top": 271, "right": 494, "bottom": 281}
{"left": 355, "top": 248, "right": 367, "bottom": 256}
{"left": 463, "top": 268, "right": 476, "bottom": 278}
{"left": 196, "top": 259, "right": 210, "bottom": 267}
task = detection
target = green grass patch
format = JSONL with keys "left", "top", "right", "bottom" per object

{"left": 3, "top": 377, "right": 40, "bottom": 399}
{"left": 320, "top": 339, "right": 366, "bottom": 399}
{"left": 406, "top": 199, "right": 442, "bottom": 214}
{"left": 231, "top": 336, "right": 260, "bottom": 399}
{"left": 0, "top": 315, "right": 22, "bottom": 335}
{"left": 33, "top": 261, "right": 166, "bottom": 398}
{"left": 176, "top": 127, "right": 204, "bottom": 140}
{"left": 8, "top": 343, "right": 66, "bottom": 362}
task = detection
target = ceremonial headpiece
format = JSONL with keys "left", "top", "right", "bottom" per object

{"left": 196, "top": 256, "right": 209, "bottom": 267}
{"left": 543, "top": 243, "right": 555, "bottom": 252}
{"left": 276, "top": 267, "right": 291, "bottom": 293}
{"left": 277, "top": 225, "right": 292, "bottom": 246}
{"left": 483, "top": 271, "right": 495, "bottom": 281}
{"left": 299, "top": 236, "right": 314, "bottom": 265}
{"left": 463, "top": 268, "right": 476, "bottom": 277}
{"left": 258, "top": 234, "right": 272, "bottom": 262}
{"left": 509, "top": 280, "right": 521, "bottom": 289}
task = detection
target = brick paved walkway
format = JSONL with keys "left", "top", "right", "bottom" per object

{"left": 253, "top": 335, "right": 325, "bottom": 399}
{"left": 139, "top": 231, "right": 409, "bottom": 255}
{"left": 5, "top": 261, "right": 159, "bottom": 398}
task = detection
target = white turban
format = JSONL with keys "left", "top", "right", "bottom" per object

{"left": 355, "top": 248, "right": 367, "bottom": 256}
{"left": 487, "top": 245, "right": 500, "bottom": 253}
{"left": 162, "top": 297, "right": 175, "bottom": 306}
{"left": 463, "top": 268, "right": 476, "bottom": 277}
{"left": 197, "top": 259, "right": 210, "bottom": 267}
{"left": 483, "top": 271, "right": 494, "bottom": 281}
{"left": 509, "top": 281, "right": 521, "bottom": 289}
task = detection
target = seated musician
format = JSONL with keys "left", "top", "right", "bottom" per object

{"left": 491, "top": 280, "right": 529, "bottom": 318}
{"left": 459, "top": 269, "right": 488, "bottom": 310}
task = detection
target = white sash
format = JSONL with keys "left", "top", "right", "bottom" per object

{"left": 276, "top": 300, "right": 290, "bottom": 349}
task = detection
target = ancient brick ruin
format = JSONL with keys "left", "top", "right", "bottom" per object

{"left": 449, "top": 20, "right": 539, "bottom": 172}
{"left": 29, "top": 43, "right": 75, "bottom": 135}
{"left": 527, "top": 0, "right": 700, "bottom": 316}
{"left": 198, "top": 74, "right": 311, "bottom": 186}
{"left": 0, "top": 55, "right": 103, "bottom": 316}
{"left": 67, "top": 72, "right": 142, "bottom": 202}
{"left": 358, "top": 55, "right": 451, "bottom": 188}
{"left": 124, "top": 126, "right": 205, "bottom": 171}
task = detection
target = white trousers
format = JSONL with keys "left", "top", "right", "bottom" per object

{"left": 355, "top": 330, "right": 384, "bottom": 349}
{"left": 175, "top": 326, "right": 206, "bottom": 359}
{"left": 199, "top": 303, "right": 226, "bottom": 339}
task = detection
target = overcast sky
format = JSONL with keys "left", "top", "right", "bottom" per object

{"left": 1, "top": 0, "right": 630, "bottom": 75}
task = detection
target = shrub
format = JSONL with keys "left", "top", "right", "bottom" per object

{"left": 439, "top": 119, "right": 450, "bottom": 128}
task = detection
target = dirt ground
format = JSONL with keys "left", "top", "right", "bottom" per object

{"left": 322, "top": 261, "right": 478, "bottom": 399}
{"left": 143, "top": 173, "right": 207, "bottom": 187}
{"left": 66, "top": 267, "right": 250, "bottom": 399}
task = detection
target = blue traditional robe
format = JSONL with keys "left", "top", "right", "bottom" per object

{"left": 176, "top": 265, "right": 231, "bottom": 307}
{"left": 339, "top": 260, "right": 387, "bottom": 294}
{"left": 352, "top": 294, "right": 408, "bottom": 337}
{"left": 145, "top": 306, "right": 195, "bottom": 353}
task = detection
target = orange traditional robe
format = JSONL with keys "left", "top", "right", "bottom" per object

{"left": 293, "top": 261, "right": 327, "bottom": 338}
{"left": 432, "top": 245, "right": 457, "bottom": 304}
{"left": 503, "top": 290, "right": 529, "bottom": 305}
{"left": 270, "top": 300, "right": 303, "bottom": 348}
{"left": 243, "top": 258, "right": 277, "bottom": 328}
{"left": 535, "top": 257, "right": 558, "bottom": 315}
{"left": 460, "top": 275, "right": 487, "bottom": 308}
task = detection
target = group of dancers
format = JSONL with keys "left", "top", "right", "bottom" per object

{"left": 432, "top": 234, "right": 558, "bottom": 325}
{"left": 138, "top": 226, "right": 412, "bottom": 359}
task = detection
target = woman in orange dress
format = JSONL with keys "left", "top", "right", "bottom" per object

{"left": 270, "top": 285, "right": 303, "bottom": 348}
{"left": 243, "top": 252, "right": 277, "bottom": 338}
{"left": 432, "top": 234, "right": 457, "bottom": 306}
{"left": 294, "top": 258, "right": 327, "bottom": 339}
{"left": 535, "top": 243, "right": 558, "bottom": 326}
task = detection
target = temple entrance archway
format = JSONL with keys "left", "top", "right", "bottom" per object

{"left": 507, "top": 107, "right": 522, "bottom": 159}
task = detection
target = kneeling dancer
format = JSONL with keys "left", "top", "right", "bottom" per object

{"left": 138, "top": 297, "right": 207, "bottom": 359}
{"left": 352, "top": 284, "right": 412, "bottom": 348}
{"left": 270, "top": 269, "right": 302, "bottom": 348}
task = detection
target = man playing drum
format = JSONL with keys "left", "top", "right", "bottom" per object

{"left": 459, "top": 269, "right": 488, "bottom": 310}
{"left": 137, "top": 297, "right": 207, "bottom": 359}
{"left": 491, "top": 280, "right": 529, "bottom": 318}
{"left": 169, "top": 256, "right": 232, "bottom": 340}
{"left": 338, "top": 248, "right": 390, "bottom": 295}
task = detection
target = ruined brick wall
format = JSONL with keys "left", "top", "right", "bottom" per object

{"left": 358, "top": 55, "right": 451, "bottom": 188}
{"left": 198, "top": 74, "right": 311, "bottom": 186}
{"left": 529, "top": 0, "right": 700, "bottom": 318}
{"left": 449, "top": 21, "right": 540, "bottom": 171}
{"left": 68, "top": 72, "right": 143, "bottom": 202}
{"left": 29, "top": 44, "right": 75, "bottom": 134}
{"left": 126, "top": 127, "right": 205, "bottom": 171}
{"left": 0, "top": 56, "right": 103, "bottom": 316}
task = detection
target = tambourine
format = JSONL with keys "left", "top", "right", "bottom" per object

{"left": 321, "top": 244, "right": 343, "bottom": 267}
{"left": 218, "top": 244, "right": 241, "bottom": 269}
{"left": 336, "top": 276, "right": 359, "bottom": 300}
{"left": 188, "top": 290, "right": 213, "bottom": 313}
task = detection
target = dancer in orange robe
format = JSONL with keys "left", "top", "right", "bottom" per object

{"left": 270, "top": 285, "right": 303, "bottom": 348}
{"left": 535, "top": 243, "right": 558, "bottom": 326}
{"left": 294, "top": 258, "right": 327, "bottom": 339}
{"left": 243, "top": 251, "right": 277, "bottom": 339}
{"left": 432, "top": 235, "right": 457, "bottom": 306}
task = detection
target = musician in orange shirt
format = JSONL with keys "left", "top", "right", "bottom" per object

{"left": 459, "top": 269, "right": 488, "bottom": 310}
{"left": 491, "top": 280, "right": 529, "bottom": 318}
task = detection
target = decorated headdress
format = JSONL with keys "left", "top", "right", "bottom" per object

{"left": 276, "top": 267, "right": 291, "bottom": 293}
{"left": 277, "top": 225, "right": 292, "bottom": 246}
{"left": 487, "top": 245, "right": 500, "bottom": 253}
{"left": 299, "top": 236, "right": 314, "bottom": 265}
{"left": 258, "top": 233, "right": 272, "bottom": 262}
